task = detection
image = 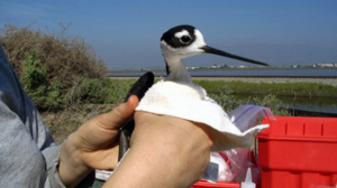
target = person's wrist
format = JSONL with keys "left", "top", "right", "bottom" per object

{"left": 58, "top": 133, "right": 92, "bottom": 187}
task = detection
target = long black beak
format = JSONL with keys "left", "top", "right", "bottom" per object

{"left": 200, "top": 46, "right": 268, "bottom": 66}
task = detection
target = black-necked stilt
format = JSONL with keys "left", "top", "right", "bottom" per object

{"left": 160, "top": 25, "right": 268, "bottom": 82}
{"left": 135, "top": 25, "right": 269, "bottom": 151}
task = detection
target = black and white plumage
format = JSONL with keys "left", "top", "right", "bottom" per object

{"left": 136, "top": 25, "right": 269, "bottom": 151}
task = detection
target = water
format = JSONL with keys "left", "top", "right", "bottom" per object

{"left": 108, "top": 68, "right": 337, "bottom": 78}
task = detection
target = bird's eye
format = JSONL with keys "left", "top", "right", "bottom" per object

{"left": 180, "top": 35, "right": 191, "bottom": 44}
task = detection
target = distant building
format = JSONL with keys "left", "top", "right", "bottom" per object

{"left": 238, "top": 65, "right": 247, "bottom": 68}
{"left": 318, "top": 63, "right": 336, "bottom": 68}
{"left": 210, "top": 64, "right": 221, "bottom": 69}
{"left": 187, "top": 66, "right": 200, "bottom": 70}
{"left": 291, "top": 64, "right": 300, "bottom": 68}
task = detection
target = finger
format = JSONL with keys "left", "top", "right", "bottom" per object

{"left": 127, "top": 95, "right": 140, "bottom": 109}
{"left": 124, "top": 72, "right": 154, "bottom": 101}
{"left": 97, "top": 95, "right": 139, "bottom": 130}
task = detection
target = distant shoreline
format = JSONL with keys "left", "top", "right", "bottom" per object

{"left": 108, "top": 76, "right": 337, "bottom": 86}
{"left": 107, "top": 67, "right": 337, "bottom": 79}
{"left": 192, "top": 77, "right": 337, "bottom": 86}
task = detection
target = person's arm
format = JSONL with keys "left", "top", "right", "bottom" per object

{"left": 103, "top": 112, "right": 212, "bottom": 188}
{"left": 0, "top": 46, "right": 67, "bottom": 188}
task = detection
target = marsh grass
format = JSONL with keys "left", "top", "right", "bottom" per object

{"left": 43, "top": 103, "right": 115, "bottom": 143}
{"left": 196, "top": 80, "right": 337, "bottom": 109}
{"left": 195, "top": 80, "right": 337, "bottom": 98}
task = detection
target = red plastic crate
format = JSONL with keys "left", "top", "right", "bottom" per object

{"left": 258, "top": 116, "right": 337, "bottom": 188}
{"left": 192, "top": 180, "right": 240, "bottom": 188}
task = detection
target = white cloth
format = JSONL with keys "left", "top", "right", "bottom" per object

{"left": 136, "top": 80, "right": 269, "bottom": 151}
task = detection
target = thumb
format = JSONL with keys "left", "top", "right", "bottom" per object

{"left": 97, "top": 95, "right": 139, "bottom": 130}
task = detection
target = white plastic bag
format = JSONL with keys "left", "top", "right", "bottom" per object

{"left": 203, "top": 104, "right": 273, "bottom": 182}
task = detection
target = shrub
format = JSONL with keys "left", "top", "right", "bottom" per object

{"left": 20, "top": 53, "right": 63, "bottom": 110}
{"left": 1, "top": 26, "right": 106, "bottom": 83}
{"left": 0, "top": 25, "right": 107, "bottom": 110}
{"left": 21, "top": 54, "right": 48, "bottom": 91}
{"left": 246, "top": 94, "right": 289, "bottom": 115}
{"left": 64, "top": 78, "right": 135, "bottom": 105}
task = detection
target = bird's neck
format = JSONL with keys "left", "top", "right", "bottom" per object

{"left": 164, "top": 56, "right": 192, "bottom": 83}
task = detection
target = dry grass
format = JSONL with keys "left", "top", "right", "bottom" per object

{"left": 42, "top": 103, "right": 116, "bottom": 144}
{"left": 0, "top": 25, "right": 107, "bottom": 90}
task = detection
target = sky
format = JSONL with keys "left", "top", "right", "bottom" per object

{"left": 1, "top": 0, "right": 337, "bottom": 69}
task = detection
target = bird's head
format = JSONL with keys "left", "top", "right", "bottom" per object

{"left": 160, "top": 25, "right": 268, "bottom": 66}
{"left": 160, "top": 25, "right": 206, "bottom": 59}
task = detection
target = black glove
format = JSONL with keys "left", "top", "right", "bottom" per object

{"left": 118, "top": 72, "right": 155, "bottom": 160}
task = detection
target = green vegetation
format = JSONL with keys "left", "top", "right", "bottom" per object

{"left": 1, "top": 25, "right": 106, "bottom": 81}
{"left": 196, "top": 80, "right": 337, "bottom": 98}
{"left": 1, "top": 25, "right": 107, "bottom": 111}
{"left": 196, "top": 80, "right": 337, "bottom": 109}
{"left": 64, "top": 78, "right": 134, "bottom": 105}
{"left": 21, "top": 53, "right": 63, "bottom": 110}
{"left": 0, "top": 25, "right": 109, "bottom": 142}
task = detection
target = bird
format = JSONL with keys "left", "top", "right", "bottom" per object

{"left": 135, "top": 25, "right": 269, "bottom": 151}
{"left": 159, "top": 25, "right": 268, "bottom": 83}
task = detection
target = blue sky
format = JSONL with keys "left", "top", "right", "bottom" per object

{"left": 1, "top": 0, "right": 337, "bottom": 69}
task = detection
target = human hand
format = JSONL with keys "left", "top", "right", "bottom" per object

{"left": 58, "top": 96, "right": 139, "bottom": 187}
{"left": 104, "top": 112, "right": 213, "bottom": 188}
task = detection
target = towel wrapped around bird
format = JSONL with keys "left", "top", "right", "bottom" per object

{"left": 136, "top": 80, "right": 269, "bottom": 151}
